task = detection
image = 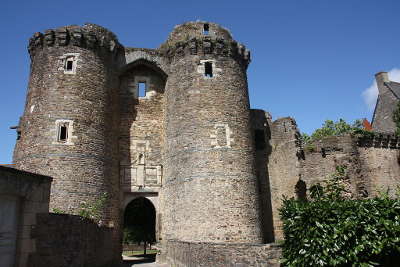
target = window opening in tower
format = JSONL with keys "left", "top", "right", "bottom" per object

{"left": 138, "top": 82, "right": 146, "bottom": 97}
{"left": 203, "top": 24, "right": 209, "bottom": 35}
{"left": 205, "top": 62, "right": 213, "bottom": 78}
{"left": 65, "top": 58, "right": 74, "bottom": 71}
{"left": 58, "top": 124, "right": 68, "bottom": 142}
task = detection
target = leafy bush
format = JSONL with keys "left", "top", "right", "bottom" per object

{"left": 301, "top": 119, "right": 363, "bottom": 145}
{"left": 280, "top": 167, "right": 400, "bottom": 266}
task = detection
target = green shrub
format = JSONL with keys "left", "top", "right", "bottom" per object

{"left": 301, "top": 119, "right": 366, "bottom": 146}
{"left": 78, "top": 192, "right": 108, "bottom": 223}
{"left": 279, "top": 167, "right": 400, "bottom": 266}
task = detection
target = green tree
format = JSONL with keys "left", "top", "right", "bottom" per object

{"left": 302, "top": 119, "right": 363, "bottom": 145}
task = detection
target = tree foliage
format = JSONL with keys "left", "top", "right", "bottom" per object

{"left": 301, "top": 119, "right": 363, "bottom": 146}
{"left": 280, "top": 167, "right": 400, "bottom": 266}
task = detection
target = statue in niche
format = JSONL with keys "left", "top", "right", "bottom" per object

{"left": 44, "top": 30, "right": 55, "bottom": 46}
{"left": 137, "top": 153, "right": 145, "bottom": 165}
{"left": 56, "top": 28, "right": 69, "bottom": 46}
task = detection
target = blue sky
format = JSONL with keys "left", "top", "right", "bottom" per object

{"left": 1, "top": 0, "right": 400, "bottom": 163}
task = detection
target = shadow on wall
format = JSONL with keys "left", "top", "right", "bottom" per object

{"left": 251, "top": 110, "right": 275, "bottom": 243}
{"left": 295, "top": 180, "right": 307, "bottom": 200}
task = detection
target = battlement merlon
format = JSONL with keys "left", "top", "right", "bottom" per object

{"left": 27, "top": 23, "right": 123, "bottom": 59}
{"left": 158, "top": 21, "right": 251, "bottom": 68}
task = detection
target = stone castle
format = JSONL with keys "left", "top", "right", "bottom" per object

{"left": 3, "top": 21, "right": 400, "bottom": 266}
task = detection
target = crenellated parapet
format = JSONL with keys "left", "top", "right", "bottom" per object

{"left": 357, "top": 133, "right": 400, "bottom": 149}
{"left": 27, "top": 23, "right": 123, "bottom": 59}
{"left": 160, "top": 36, "right": 251, "bottom": 67}
{"left": 159, "top": 21, "right": 251, "bottom": 68}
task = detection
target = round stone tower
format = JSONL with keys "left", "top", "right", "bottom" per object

{"left": 13, "top": 24, "right": 122, "bottom": 247}
{"left": 161, "top": 21, "right": 263, "bottom": 243}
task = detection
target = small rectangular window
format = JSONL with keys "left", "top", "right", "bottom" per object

{"left": 65, "top": 57, "right": 74, "bottom": 72}
{"left": 205, "top": 62, "right": 213, "bottom": 78}
{"left": 138, "top": 82, "right": 146, "bottom": 97}
{"left": 66, "top": 60, "right": 73, "bottom": 71}
{"left": 58, "top": 123, "right": 68, "bottom": 142}
{"left": 203, "top": 24, "right": 209, "bottom": 35}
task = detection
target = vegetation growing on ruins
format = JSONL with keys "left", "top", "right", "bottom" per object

{"left": 280, "top": 167, "right": 400, "bottom": 266}
{"left": 301, "top": 119, "right": 363, "bottom": 146}
{"left": 78, "top": 192, "right": 108, "bottom": 223}
{"left": 300, "top": 118, "right": 379, "bottom": 152}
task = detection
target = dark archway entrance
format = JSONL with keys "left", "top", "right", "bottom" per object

{"left": 123, "top": 197, "right": 156, "bottom": 261}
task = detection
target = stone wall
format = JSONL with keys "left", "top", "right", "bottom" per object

{"left": 267, "top": 117, "right": 301, "bottom": 240}
{"left": 165, "top": 240, "right": 281, "bottom": 267}
{"left": 299, "top": 135, "right": 364, "bottom": 197}
{"left": 0, "top": 166, "right": 52, "bottom": 267}
{"left": 30, "top": 213, "right": 116, "bottom": 267}
{"left": 358, "top": 147, "right": 400, "bottom": 197}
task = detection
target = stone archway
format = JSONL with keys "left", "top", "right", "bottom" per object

{"left": 123, "top": 197, "right": 156, "bottom": 259}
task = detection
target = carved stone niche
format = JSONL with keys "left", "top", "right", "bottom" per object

{"left": 56, "top": 28, "right": 69, "bottom": 46}
{"left": 71, "top": 29, "right": 83, "bottom": 46}
{"left": 86, "top": 32, "right": 97, "bottom": 49}
{"left": 44, "top": 30, "right": 55, "bottom": 46}
{"left": 189, "top": 38, "right": 197, "bottom": 55}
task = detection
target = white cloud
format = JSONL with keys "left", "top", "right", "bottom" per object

{"left": 362, "top": 68, "right": 400, "bottom": 111}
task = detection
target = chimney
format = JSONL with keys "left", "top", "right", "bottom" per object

{"left": 375, "top": 72, "right": 389, "bottom": 94}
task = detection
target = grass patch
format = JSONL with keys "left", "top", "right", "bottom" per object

{"left": 122, "top": 249, "right": 157, "bottom": 257}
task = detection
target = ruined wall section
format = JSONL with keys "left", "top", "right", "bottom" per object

{"left": 267, "top": 117, "right": 301, "bottom": 240}
{"left": 300, "top": 135, "right": 365, "bottom": 197}
{"left": 12, "top": 24, "right": 123, "bottom": 262}
{"left": 162, "top": 21, "right": 262, "bottom": 244}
